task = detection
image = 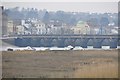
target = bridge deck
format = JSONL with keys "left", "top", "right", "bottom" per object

{"left": 13, "top": 35, "right": 120, "bottom": 39}
{"left": 1, "top": 35, "right": 120, "bottom": 39}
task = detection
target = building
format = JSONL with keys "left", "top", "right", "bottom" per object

{"left": 16, "top": 25, "right": 24, "bottom": 35}
{"left": 21, "top": 20, "right": 32, "bottom": 35}
{"left": 34, "top": 21, "right": 46, "bottom": 34}
{"left": 47, "top": 20, "right": 64, "bottom": 35}
{"left": 71, "top": 21, "right": 90, "bottom": 34}
{"left": 7, "top": 20, "right": 14, "bottom": 35}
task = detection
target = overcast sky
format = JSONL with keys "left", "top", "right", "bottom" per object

{"left": 2, "top": 2, "right": 118, "bottom": 13}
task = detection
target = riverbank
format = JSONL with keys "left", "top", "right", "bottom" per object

{"left": 2, "top": 50, "right": 118, "bottom": 78}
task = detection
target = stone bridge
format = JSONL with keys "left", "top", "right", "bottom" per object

{"left": 5, "top": 35, "right": 117, "bottom": 48}
{"left": 9, "top": 34, "right": 119, "bottom": 48}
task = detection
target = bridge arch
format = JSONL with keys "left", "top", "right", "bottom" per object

{"left": 51, "top": 39, "right": 58, "bottom": 47}
{"left": 74, "top": 38, "right": 89, "bottom": 48}
{"left": 64, "top": 38, "right": 72, "bottom": 47}
{"left": 57, "top": 39, "right": 65, "bottom": 47}
{"left": 31, "top": 38, "right": 41, "bottom": 47}
{"left": 15, "top": 38, "right": 23, "bottom": 47}
{"left": 40, "top": 39, "right": 46, "bottom": 47}
{"left": 102, "top": 39, "right": 110, "bottom": 46}
{"left": 19, "top": 38, "right": 31, "bottom": 47}
{"left": 109, "top": 38, "right": 118, "bottom": 48}
{"left": 41, "top": 38, "right": 52, "bottom": 47}
{"left": 87, "top": 39, "right": 94, "bottom": 46}
{"left": 75, "top": 39, "right": 81, "bottom": 46}
{"left": 80, "top": 38, "right": 89, "bottom": 48}
{"left": 93, "top": 38, "right": 103, "bottom": 48}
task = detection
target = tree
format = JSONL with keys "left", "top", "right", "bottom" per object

{"left": 99, "top": 17, "right": 109, "bottom": 35}
{"left": 100, "top": 17, "right": 109, "bottom": 27}
{"left": 42, "top": 11, "right": 50, "bottom": 24}
{"left": 87, "top": 18, "right": 99, "bottom": 27}
{"left": 27, "top": 8, "right": 38, "bottom": 19}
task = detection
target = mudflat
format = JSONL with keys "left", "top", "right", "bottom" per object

{"left": 2, "top": 50, "right": 118, "bottom": 78}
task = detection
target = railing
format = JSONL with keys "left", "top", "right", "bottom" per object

{"left": 3, "top": 34, "right": 118, "bottom": 39}
{"left": 1, "top": 34, "right": 119, "bottom": 40}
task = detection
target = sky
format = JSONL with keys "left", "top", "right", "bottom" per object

{"left": 1, "top": 2, "right": 118, "bottom": 13}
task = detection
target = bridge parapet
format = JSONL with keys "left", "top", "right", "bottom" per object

{"left": 13, "top": 34, "right": 120, "bottom": 39}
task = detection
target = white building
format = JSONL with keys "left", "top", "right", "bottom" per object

{"left": 34, "top": 21, "right": 46, "bottom": 34}
{"left": 16, "top": 25, "right": 24, "bottom": 35}
{"left": 71, "top": 21, "right": 90, "bottom": 34}
{"left": 49, "top": 25, "right": 62, "bottom": 34}
{"left": 46, "top": 20, "right": 65, "bottom": 35}
{"left": 7, "top": 20, "right": 14, "bottom": 35}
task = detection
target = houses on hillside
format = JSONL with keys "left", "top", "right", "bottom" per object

{"left": 6, "top": 19, "right": 118, "bottom": 35}
{"left": 71, "top": 21, "right": 90, "bottom": 34}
